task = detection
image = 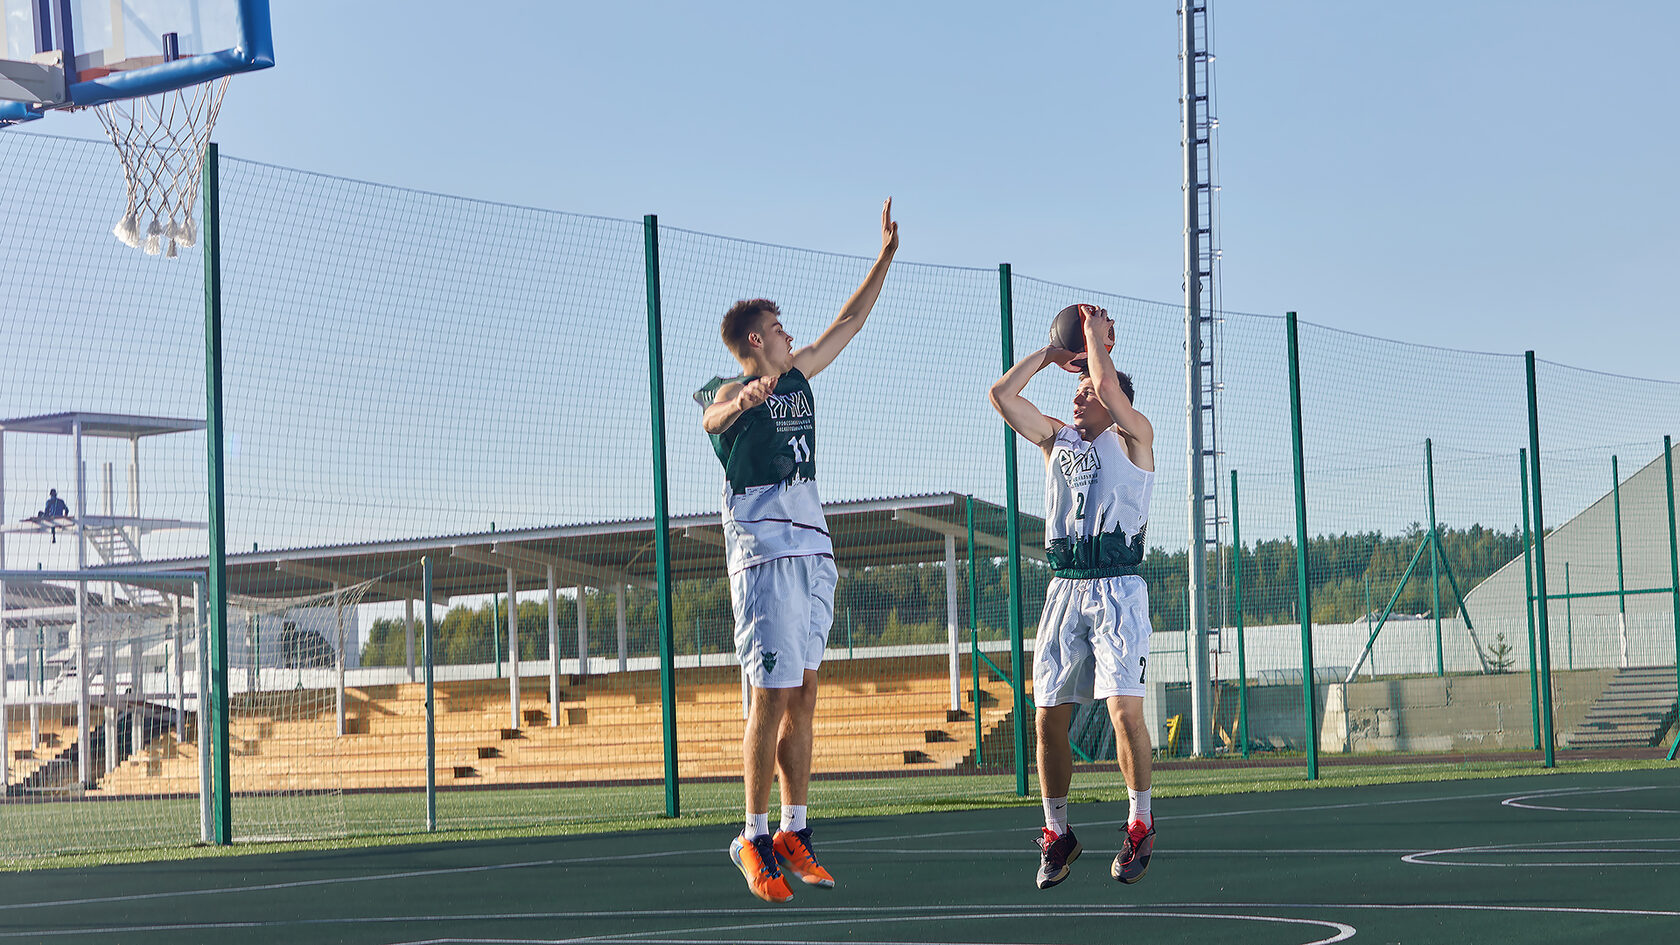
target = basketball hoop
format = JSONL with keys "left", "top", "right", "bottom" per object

{"left": 92, "top": 77, "right": 229, "bottom": 258}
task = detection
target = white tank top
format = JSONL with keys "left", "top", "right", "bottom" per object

{"left": 1043, "top": 425, "right": 1153, "bottom": 577}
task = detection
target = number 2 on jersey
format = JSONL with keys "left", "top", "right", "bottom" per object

{"left": 787, "top": 434, "right": 811, "bottom": 463}
{"left": 1074, "top": 492, "right": 1086, "bottom": 520}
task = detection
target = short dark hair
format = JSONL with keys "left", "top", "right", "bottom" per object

{"left": 1079, "top": 366, "right": 1135, "bottom": 403}
{"left": 721, "top": 299, "right": 780, "bottom": 359}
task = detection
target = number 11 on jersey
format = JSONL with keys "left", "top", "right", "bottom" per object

{"left": 788, "top": 435, "right": 811, "bottom": 462}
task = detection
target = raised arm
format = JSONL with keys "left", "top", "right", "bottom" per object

{"left": 702, "top": 376, "right": 777, "bottom": 435}
{"left": 990, "top": 345, "right": 1076, "bottom": 453}
{"left": 1082, "top": 309, "right": 1155, "bottom": 465}
{"left": 790, "top": 198, "right": 899, "bottom": 379}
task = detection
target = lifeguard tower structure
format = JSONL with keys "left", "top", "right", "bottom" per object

{"left": 0, "top": 412, "right": 207, "bottom": 792}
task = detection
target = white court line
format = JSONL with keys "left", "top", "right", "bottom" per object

{"left": 842, "top": 847, "right": 1416, "bottom": 856}
{"left": 1502, "top": 785, "right": 1680, "bottom": 814}
{"left": 1403, "top": 836, "right": 1680, "bottom": 867}
{"left": 11, "top": 899, "right": 1680, "bottom": 942}
{"left": 0, "top": 848, "right": 721, "bottom": 914}
{"left": 0, "top": 909, "right": 1358, "bottom": 945}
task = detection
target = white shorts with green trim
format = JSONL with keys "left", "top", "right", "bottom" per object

{"left": 730, "top": 554, "right": 837, "bottom": 689}
{"left": 1033, "top": 574, "right": 1151, "bottom": 706}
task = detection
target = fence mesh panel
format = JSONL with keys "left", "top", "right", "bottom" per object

{"left": 2, "top": 131, "right": 1676, "bottom": 862}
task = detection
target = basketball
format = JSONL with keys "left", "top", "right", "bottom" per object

{"left": 1048, "top": 304, "right": 1115, "bottom": 371}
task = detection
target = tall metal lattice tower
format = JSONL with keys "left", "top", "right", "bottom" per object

{"left": 1180, "top": 1, "right": 1225, "bottom": 757}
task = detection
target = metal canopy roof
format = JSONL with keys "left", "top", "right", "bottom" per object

{"left": 91, "top": 493, "right": 1046, "bottom": 605}
{"left": 0, "top": 412, "right": 206, "bottom": 438}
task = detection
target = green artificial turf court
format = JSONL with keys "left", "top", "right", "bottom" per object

{"left": 2, "top": 767, "right": 1677, "bottom": 944}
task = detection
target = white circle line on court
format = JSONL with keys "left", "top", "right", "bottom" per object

{"left": 1502, "top": 785, "right": 1679, "bottom": 814}
{"left": 12, "top": 899, "right": 1680, "bottom": 943}
{"left": 1404, "top": 836, "right": 1680, "bottom": 867}
{"left": 553, "top": 910, "right": 1357, "bottom": 945}
{"left": 0, "top": 907, "right": 1360, "bottom": 945}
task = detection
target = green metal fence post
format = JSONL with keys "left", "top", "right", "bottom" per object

{"left": 1520, "top": 449, "right": 1540, "bottom": 751}
{"left": 644, "top": 214, "right": 680, "bottom": 816}
{"left": 1231, "top": 469, "right": 1249, "bottom": 759}
{"left": 1613, "top": 456, "right": 1626, "bottom": 620}
{"left": 1426, "top": 438, "right": 1444, "bottom": 676}
{"left": 999, "top": 263, "right": 1029, "bottom": 797}
{"left": 423, "top": 556, "right": 436, "bottom": 831}
{"left": 201, "top": 141, "right": 233, "bottom": 845}
{"left": 1286, "top": 312, "right": 1318, "bottom": 780}
{"left": 1565, "top": 563, "right": 1573, "bottom": 671}
{"left": 1664, "top": 436, "right": 1680, "bottom": 762}
{"left": 967, "top": 495, "right": 982, "bottom": 765}
{"left": 1525, "top": 352, "right": 1556, "bottom": 768}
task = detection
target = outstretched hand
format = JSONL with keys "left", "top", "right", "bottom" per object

{"left": 737, "top": 375, "right": 777, "bottom": 410}
{"left": 880, "top": 197, "right": 899, "bottom": 256}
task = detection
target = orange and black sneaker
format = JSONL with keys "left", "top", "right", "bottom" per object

{"left": 730, "top": 833, "right": 795, "bottom": 903}
{"left": 1111, "top": 819, "right": 1155, "bottom": 884}
{"left": 773, "top": 827, "right": 836, "bottom": 888}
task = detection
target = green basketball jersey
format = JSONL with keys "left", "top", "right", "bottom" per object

{"left": 695, "top": 368, "right": 829, "bottom": 573}
{"left": 700, "top": 368, "right": 818, "bottom": 493}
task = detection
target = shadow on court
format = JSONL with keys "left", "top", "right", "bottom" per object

{"left": 1, "top": 769, "right": 1676, "bottom": 944}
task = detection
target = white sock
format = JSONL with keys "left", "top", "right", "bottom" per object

{"left": 1042, "top": 795, "right": 1069, "bottom": 835}
{"left": 780, "top": 804, "right": 807, "bottom": 833}
{"left": 743, "top": 812, "right": 769, "bottom": 840}
{"left": 1128, "top": 788, "right": 1152, "bottom": 826}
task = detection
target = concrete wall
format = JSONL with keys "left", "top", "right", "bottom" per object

{"left": 1151, "top": 668, "right": 1618, "bottom": 755}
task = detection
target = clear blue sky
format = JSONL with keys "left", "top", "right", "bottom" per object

{"left": 25, "top": 0, "right": 1680, "bottom": 379}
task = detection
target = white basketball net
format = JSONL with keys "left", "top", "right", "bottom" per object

{"left": 92, "top": 77, "right": 229, "bottom": 258}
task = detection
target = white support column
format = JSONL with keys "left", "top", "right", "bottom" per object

{"left": 1, "top": 618, "right": 9, "bottom": 790}
{"left": 404, "top": 597, "right": 415, "bottom": 682}
{"left": 0, "top": 428, "right": 6, "bottom": 789}
{"left": 131, "top": 633, "right": 145, "bottom": 760}
{"left": 195, "top": 586, "right": 210, "bottom": 844}
{"left": 104, "top": 641, "right": 118, "bottom": 773}
{"left": 574, "top": 585, "right": 589, "bottom": 678}
{"left": 75, "top": 418, "right": 90, "bottom": 785}
{"left": 546, "top": 565, "right": 559, "bottom": 726}
{"left": 506, "top": 568, "right": 520, "bottom": 730}
{"left": 128, "top": 436, "right": 140, "bottom": 559}
{"left": 945, "top": 533, "right": 960, "bottom": 711}
{"left": 28, "top": 615, "right": 39, "bottom": 755}
{"left": 616, "top": 585, "right": 628, "bottom": 673}
{"left": 334, "top": 584, "right": 345, "bottom": 737}
{"left": 173, "top": 595, "right": 185, "bottom": 740}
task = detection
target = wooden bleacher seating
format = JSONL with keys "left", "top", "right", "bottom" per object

{"left": 90, "top": 654, "right": 1022, "bottom": 795}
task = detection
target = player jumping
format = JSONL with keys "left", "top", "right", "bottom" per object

{"left": 988, "top": 305, "right": 1157, "bottom": 889}
{"left": 698, "top": 199, "right": 899, "bottom": 902}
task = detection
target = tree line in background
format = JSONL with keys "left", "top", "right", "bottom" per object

{"left": 361, "top": 523, "right": 1524, "bottom": 666}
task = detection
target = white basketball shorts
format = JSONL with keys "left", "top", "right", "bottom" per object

{"left": 1033, "top": 574, "right": 1151, "bottom": 705}
{"left": 730, "top": 554, "right": 838, "bottom": 689}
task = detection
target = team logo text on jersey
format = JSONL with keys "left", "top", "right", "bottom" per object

{"left": 767, "top": 391, "right": 813, "bottom": 420}
{"left": 1058, "top": 447, "right": 1101, "bottom": 488}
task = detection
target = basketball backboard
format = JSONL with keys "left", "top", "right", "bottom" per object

{"left": 0, "top": 0, "right": 271, "bottom": 125}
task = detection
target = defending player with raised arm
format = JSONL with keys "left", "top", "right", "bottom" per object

{"left": 989, "top": 305, "right": 1159, "bottom": 891}
{"left": 700, "top": 199, "right": 898, "bottom": 903}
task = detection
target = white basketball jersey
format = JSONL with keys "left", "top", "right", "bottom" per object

{"left": 1043, "top": 426, "right": 1153, "bottom": 577}
{"left": 722, "top": 479, "right": 831, "bottom": 574}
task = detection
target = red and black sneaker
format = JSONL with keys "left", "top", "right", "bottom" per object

{"left": 1035, "top": 827, "right": 1082, "bottom": 889}
{"left": 1111, "top": 819, "right": 1155, "bottom": 884}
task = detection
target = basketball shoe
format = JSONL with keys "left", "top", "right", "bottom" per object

{"left": 1111, "top": 819, "right": 1155, "bottom": 884}
{"left": 730, "top": 833, "right": 794, "bottom": 902}
{"left": 1035, "top": 826, "right": 1082, "bottom": 889}
{"left": 773, "top": 827, "right": 835, "bottom": 888}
